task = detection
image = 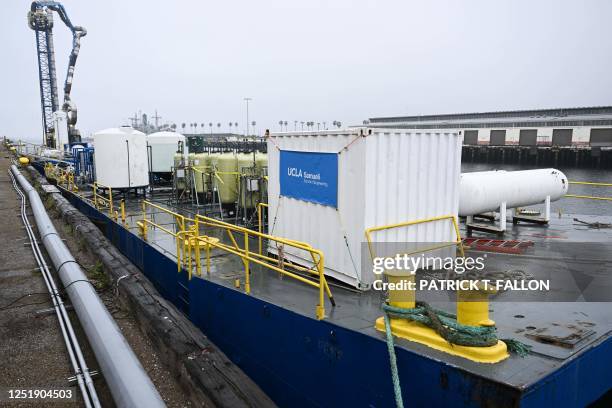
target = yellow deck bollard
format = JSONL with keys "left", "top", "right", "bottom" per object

{"left": 457, "top": 283, "right": 496, "bottom": 327}
{"left": 375, "top": 271, "right": 509, "bottom": 363}
{"left": 386, "top": 269, "right": 416, "bottom": 309}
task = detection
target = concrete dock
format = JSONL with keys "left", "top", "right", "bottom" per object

{"left": 0, "top": 146, "right": 193, "bottom": 407}
{"left": 0, "top": 147, "right": 77, "bottom": 406}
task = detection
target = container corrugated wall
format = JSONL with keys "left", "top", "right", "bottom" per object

{"left": 267, "top": 128, "right": 462, "bottom": 289}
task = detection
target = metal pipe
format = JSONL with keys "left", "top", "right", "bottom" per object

{"left": 9, "top": 169, "right": 98, "bottom": 408}
{"left": 11, "top": 165, "right": 165, "bottom": 408}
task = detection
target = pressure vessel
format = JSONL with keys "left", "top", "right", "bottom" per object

{"left": 255, "top": 152, "right": 268, "bottom": 170}
{"left": 215, "top": 153, "right": 238, "bottom": 204}
{"left": 192, "top": 153, "right": 208, "bottom": 193}
{"left": 458, "top": 169, "right": 568, "bottom": 216}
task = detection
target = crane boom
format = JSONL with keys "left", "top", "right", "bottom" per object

{"left": 28, "top": 1, "right": 86, "bottom": 148}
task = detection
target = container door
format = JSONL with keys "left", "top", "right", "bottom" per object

{"left": 552, "top": 129, "right": 573, "bottom": 146}
{"left": 463, "top": 130, "right": 478, "bottom": 145}
{"left": 590, "top": 128, "right": 612, "bottom": 147}
{"left": 490, "top": 130, "right": 506, "bottom": 146}
{"left": 519, "top": 129, "right": 537, "bottom": 146}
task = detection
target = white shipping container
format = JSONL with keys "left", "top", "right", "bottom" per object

{"left": 267, "top": 128, "right": 462, "bottom": 289}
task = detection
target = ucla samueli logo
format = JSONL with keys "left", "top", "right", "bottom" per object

{"left": 288, "top": 167, "right": 302, "bottom": 177}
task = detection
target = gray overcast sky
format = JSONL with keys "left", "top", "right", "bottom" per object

{"left": 1, "top": 0, "right": 611, "bottom": 142}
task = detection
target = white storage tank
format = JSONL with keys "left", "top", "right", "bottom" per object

{"left": 459, "top": 169, "right": 568, "bottom": 216}
{"left": 147, "top": 131, "right": 186, "bottom": 173}
{"left": 267, "top": 128, "right": 462, "bottom": 289}
{"left": 93, "top": 126, "right": 149, "bottom": 189}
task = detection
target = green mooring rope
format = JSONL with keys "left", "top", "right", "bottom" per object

{"left": 383, "top": 301, "right": 531, "bottom": 408}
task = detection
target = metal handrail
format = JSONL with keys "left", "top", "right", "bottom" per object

{"left": 566, "top": 181, "right": 612, "bottom": 201}
{"left": 92, "top": 182, "right": 116, "bottom": 218}
{"left": 364, "top": 214, "right": 465, "bottom": 262}
{"left": 137, "top": 200, "right": 333, "bottom": 319}
{"left": 257, "top": 202, "right": 269, "bottom": 254}
{"left": 139, "top": 200, "right": 187, "bottom": 272}
{"left": 192, "top": 214, "right": 334, "bottom": 319}
{"left": 44, "top": 162, "right": 78, "bottom": 192}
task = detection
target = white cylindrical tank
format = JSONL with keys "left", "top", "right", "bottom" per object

{"left": 459, "top": 169, "right": 568, "bottom": 216}
{"left": 146, "top": 131, "right": 186, "bottom": 173}
{"left": 93, "top": 126, "right": 149, "bottom": 189}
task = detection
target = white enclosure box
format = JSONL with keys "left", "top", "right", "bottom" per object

{"left": 267, "top": 128, "right": 462, "bottom": 289}
{"left": 52, "top": 111, "right": 68, "bottom": 150}
{"left": 93, "top": 126, "right": 149, "bottom": 189}
{"left": 147, "top": 131, "right": 187, "bottom": 173}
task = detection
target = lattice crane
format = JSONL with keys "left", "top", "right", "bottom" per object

{"left": 28, "top": 1, "right": 86, "bottom": 148}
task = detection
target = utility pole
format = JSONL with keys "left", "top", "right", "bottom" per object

{"left": 152, "top": 110, "right": 162, "bottom": 129}
{"left": 129, "top": 112, "right": 139, "bottom": 128}
{"left": 244, "top": 97, "right": 252, "bottom": 137}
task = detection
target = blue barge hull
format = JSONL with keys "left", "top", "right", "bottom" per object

{"left": 61, "top": 190, "right": 612, "bottom": 408}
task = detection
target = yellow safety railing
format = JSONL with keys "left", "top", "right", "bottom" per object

{"left": 92, "top": 182, "right": 116, "bottom": 219}
{"left": 138, "top": 200, "right": 187, "bottom": 273}
{"left": 257, "top": 202, "right": 269, "bottom": 255}
{"left": 136, "top": 199, "right": 333, "bottom": 319}
{"left": 364, "top": 215, "right": 465, "bottom": 261}
{"left": 565, "top": 181, "right": 612, "bottom": 201}
{"left": 191, "top": 214, "right": 334, "bottom": 319}
{"left": 44, "top": 163, "right": 78, "bottom": 192}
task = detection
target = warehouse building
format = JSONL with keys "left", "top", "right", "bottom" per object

{"left": 367, "top": 106, "right": 612, "bottom": 147}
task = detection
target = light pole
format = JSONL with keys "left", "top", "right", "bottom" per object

{"left": 244, "top": 97, "right": 252, "bottom": 137}
{"left": 294, "top": 120, "right": 297, "bottom": 131}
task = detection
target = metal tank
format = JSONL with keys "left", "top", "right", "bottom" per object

{"left": 146, "top": 131, "right": 186, "bottom": 173}
{"left": 191, "top": 153, "right": 209, "bottom": 194}
{"left": 255, "top": 152, "right": 268, "bottom": 170}
{"left": 215, "top": 153, "right": 238, "bottom": 204}
{"left": 458, "top": 169, "right": 568, "bottom": 216}
{"left": 93, "top": 126, "right": 148, "bottom": 189}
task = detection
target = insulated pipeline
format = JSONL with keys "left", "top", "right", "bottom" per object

{"left": 10, "top": 165, "right": 165, "bottom": 408}
{"left": 9, "top": 168, "right": 99, "bottom": 408}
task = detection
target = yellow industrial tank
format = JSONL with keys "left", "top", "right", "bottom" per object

{"left": 255, "top": 152, "right": 268, "bottom": 170}
{"left": 237, "top": 153, "right": 256, "bottom": 173}
{"left": 192, "top": 153, "right": 209, "bottom": 193}
{"left": 214, "top": 153, "right": 238, "bottom": 204}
